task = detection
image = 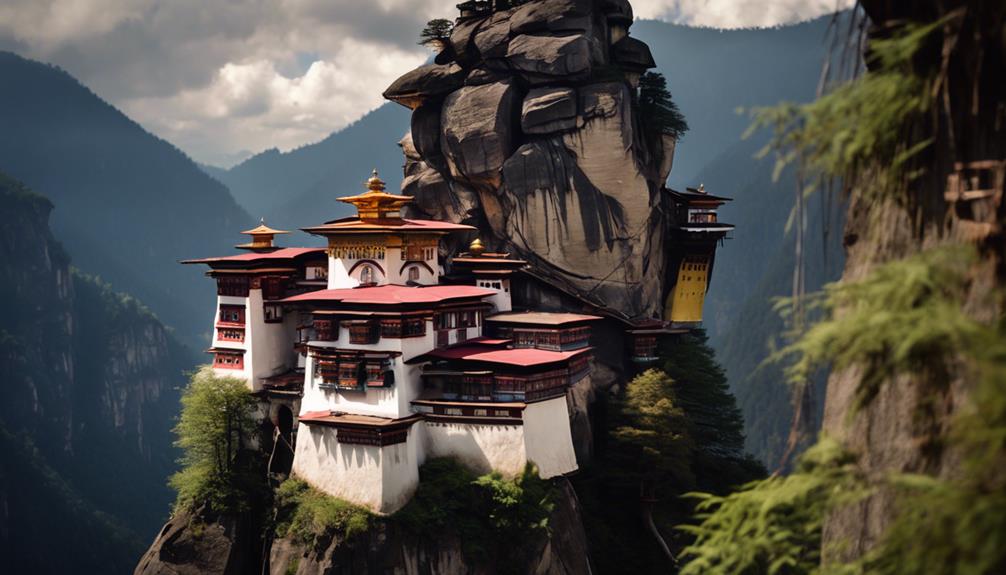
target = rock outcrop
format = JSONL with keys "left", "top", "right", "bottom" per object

{"left": 267, "top": 479, "right": 591, "bottom": 575}
{"left": 384, "top": 0, "right": 673, "bottom": 321}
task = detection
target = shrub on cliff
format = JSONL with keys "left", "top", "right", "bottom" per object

{"left": 394, "top": 458, "right": 555, "bottom": 569}
{"left": 169, "top": 367, "right": 258, "bottom": 513}
{"left": 273, "top": 479, "right": 371, "bottom": 545}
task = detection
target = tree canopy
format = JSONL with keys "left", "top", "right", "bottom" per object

{"left": 638, "top": 72, "right": 689, "bottom": 141}
{"left": 169, "top": 367, "right": 258, "bottom": 512}
{"left": 418, "top": 18, "right": 454, "bottom": 47}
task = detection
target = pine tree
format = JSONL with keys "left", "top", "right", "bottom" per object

{"left": 638, "top": 71, "right": 689, "bottom": 140}
{"left": 418, "top": 19, "right": 454, "bottom": 48}
{"left": 660, "top": 330, "right": 765, "bottom": 492}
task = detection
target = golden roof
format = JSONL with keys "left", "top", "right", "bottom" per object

{"left": 337, "top": 169, "right": 413, "bottom": 220}
{"left": 236, "top": 218, "right": 289, "bottom": 250}
{"left": 241, "top": 218, "right": 290, "bottom": 236}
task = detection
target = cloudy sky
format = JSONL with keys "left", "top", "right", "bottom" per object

{"left": 0, "top": 0, "right": 849, "bottom": 167}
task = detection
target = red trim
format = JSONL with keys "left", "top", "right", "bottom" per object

{"left": 347, "top": 259, "right": 385, "bottom": 276}
{"left": 399, "top": 260, "right": 435, "bottom": 276}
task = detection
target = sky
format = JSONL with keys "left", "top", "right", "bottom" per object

{"left": 0, "top": 0, "right": 850, "bottom": 167}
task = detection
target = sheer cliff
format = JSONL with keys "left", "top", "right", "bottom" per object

{"left": 0, "top": 173, "right": 194, "bottom": 573}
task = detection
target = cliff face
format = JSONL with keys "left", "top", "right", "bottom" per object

{"left": 385, "top": 0, "right": 674, "bottom": 320}
{"left": 0, "top": 173, "right": 193, "bottom": 572}
{"left": 135, "top": 479, "right": 591, "bottom": 575}
{"left": 821, "top": 1, "right": 1005, "bottom": 559}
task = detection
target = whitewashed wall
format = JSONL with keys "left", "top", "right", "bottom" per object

{"left": 523, "top": 397, "right": 579, "bottom": 478}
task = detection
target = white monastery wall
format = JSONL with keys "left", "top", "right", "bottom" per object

{"left": 292, "top": 422, "right": 421, "bottom": 514}
{"left": 423, "top": 420, "right": 527, "bottom": 476}
{"left": 247, "top": 289, "right": 297, "bottom": 391}
{"left": 328, "top": 256, "right": 361, "bottom": 289}
{"left": 212, "top": 294, "right": 251, "bottom": 383}
{"left": 523, "top": 397, "right": 579, "bottom": 478}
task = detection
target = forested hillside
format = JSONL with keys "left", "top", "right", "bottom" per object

{"left": 0, "top": 52, "right": 253, "bottom": 347}
{"left": 0, "top": 173, "right": 194, "bottom": 573}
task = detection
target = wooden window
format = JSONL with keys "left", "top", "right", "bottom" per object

{"left": 264, "top": 303, "right": 283, "bottom": 323}
{"left": 348, "top": 321, "right": 379, "bottom": 344}
{"left": 408, "top": 266, "right": 420, "bottom": 282}
{"left": 219, "top": 305, "right": 245, "bottom": 325}
{"left": 403, "top": 317, "right": 425, "bottom": 337}
{"left": 313, "top": 319, "right": 337, "bottom": 341}
{"left": 217, "top": 276, "right": 249, "bottom": 297}
{"left": 218, "top": 328, "right": 244, "bottom": 342}
{"left": 213, "top": 352, "right": 243, "bottom": 370}
{"left": 262, "top": 276, "right": 286, "bottom": 300}
{"left": 359, "top": 264, "right": 375, "bottom": 285}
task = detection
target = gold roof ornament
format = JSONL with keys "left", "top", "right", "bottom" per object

{"left": 337, "top": 169, "right": 414, "bottom": 220}
{"left": 697, "top": 183, "right": 706, "bottom": 194}
{"left": 468, "top": 237, "right": 486, "bottom": 257}
{"left": 236, "top": 218, "right": 289, "bottom": 251}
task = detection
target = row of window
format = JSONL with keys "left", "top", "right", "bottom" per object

{"left": 314, "top": 358, "right": 392, "bottom": 390}
{"left": 436, "top": 310, "right": 480, "bottom": 330}
{"left": 213, "top": 352, "right": 244, "bottom": 370}
{"left": 413, "top": 403, "right": 521, "bottom": 420}
{"left": 509, "top": 327, "right": 590, "bottom": 350}
{"left": 218, "top": 328, "right": 244, "bottom": 342}
{"left": 328, "top": 244, "right": 386, "bottom": 260}
{"left": 217, "top": 277, "right": 249, "bottom": 297}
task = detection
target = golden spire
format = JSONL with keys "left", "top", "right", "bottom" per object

{"left": 366, "top": 169, "right": 386, "bottom": 193}
{"left": 468, "top": 237, "right": 485, "bottom": 256}
{"left": 237, "top": 218, "right": 289, "bottom": 251}
{"left": 337, "top": 169, "right": 413, "bottom": 220}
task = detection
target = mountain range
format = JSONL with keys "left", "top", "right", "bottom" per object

{"left": 0, "top": 52, "right": 254, "bottom": 348}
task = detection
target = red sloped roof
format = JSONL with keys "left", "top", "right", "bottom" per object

{"left": 421, "top": 345, "right": 591, "bottom": 367}
{"left": 304, "top": 217, "right": 475, "bottom": 234}
{"left": 182, "top": 247, "right": 326, "bottom": 264}
{"left": 281, "top": 284, "right": 495, "bottom": 305}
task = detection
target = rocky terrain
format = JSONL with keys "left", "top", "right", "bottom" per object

{"left": 385, "top": 0, "right": 674, "bottom": 321}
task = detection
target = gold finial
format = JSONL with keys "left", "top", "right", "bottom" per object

{"left": 469, "top": 237, "right": 485, "bottom": 256}
{"left": 366, "top": 169, "right": 386, "bottom": 193}
{"left": 697, "top": 183, "right": 706, "bottom": 194}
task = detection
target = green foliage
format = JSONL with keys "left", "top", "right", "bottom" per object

{"left": 660, "top": 331, "right": 767, "bottom": 489}
{"left": 773, "top": 245, "right": 983, "bottom": 410}
{"left": 682, "top": 246, "right": 1006, "bottom": 575}
{"left": 747, "top": 20, "right": 940, "bottom": 202}
{"left": 678, "top": 437, "right": 867, "bottom": 575}
{"left": 273, "top": 479, "right": 371, "bottom": 545}
{"left": 609, "top": 369, "right": 695, "bottom": 490}
{"left": 638, "top": 71, "right": 689, "bottom": 140}
{"left": 170, "top": 366, "right": 258, "bottom": 513}
{"left": 418, "top": 18, "right": 454, "bottom": 47}
{"left": 394, "top": 458, "right": 555, "bottom": 569}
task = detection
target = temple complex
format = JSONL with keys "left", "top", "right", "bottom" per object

{"left": 185, "top": 125, "right": 729, "bottom": 512}
{"left": 185, "top": 171, "right": 608, "bottom": 512}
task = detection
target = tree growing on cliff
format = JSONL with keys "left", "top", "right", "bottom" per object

{"left": 418, "top": 18, "right": 454, "bottom": 48}
{"left": 169, "top": 367, "right": 257, "bottom": 512}
{"left": 660, "top": 331, "right": 766, "bottom": 491}
{"left": 638, "top": 72, "right": 689, "bottom": 141}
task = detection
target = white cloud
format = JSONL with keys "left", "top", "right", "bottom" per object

{"left": 122, "top": 38, "right": 425, "bottom": 165}
{"left": 0, "top": 0, "right": 851, "bottom": 166}
{"left": 632, "top": 0, "right": 853, "bottom": 28}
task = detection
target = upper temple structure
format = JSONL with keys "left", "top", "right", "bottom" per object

{"left": 182, "top": 0, "right": 733, "bottom": 515}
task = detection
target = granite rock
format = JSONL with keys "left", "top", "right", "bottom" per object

{"left": 440, "top": 80, "right": 518, "bottom": 191}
